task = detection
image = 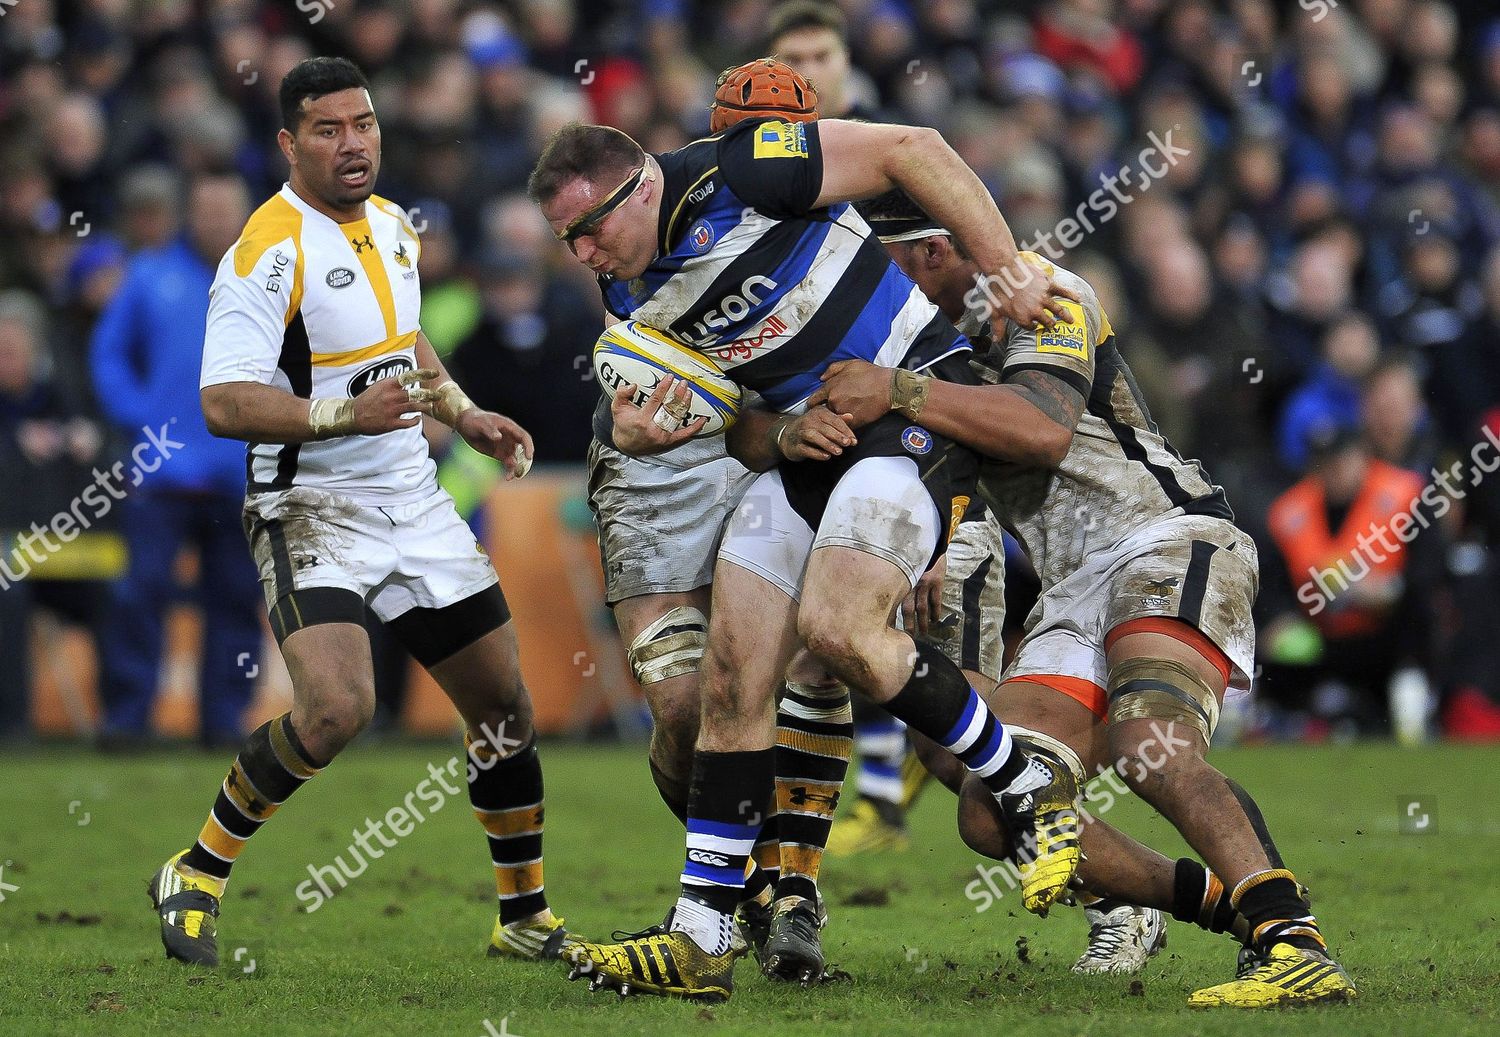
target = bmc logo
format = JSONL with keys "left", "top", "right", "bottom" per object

{"left": 347, "top": 355, "right": 415, "bottom": 396}
{"left": 686, "top": 849, "right": 731, "bottom": 868}
{"left": 684, "top": 275, "right": 778, "bottom": 345}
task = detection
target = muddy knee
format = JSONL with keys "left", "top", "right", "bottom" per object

{"left": 293, "top": 675, "right": 375, "bottom": 758}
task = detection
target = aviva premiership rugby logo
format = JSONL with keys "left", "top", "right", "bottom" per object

{"left": 689, "top": 218, "right": 715, "bottom": 254}
{"left": 326, "top": 267, "right": 355, "bottom": 289}
{"left": 901, "top": 426, "right": 933, "bottom": 455}
{"left": 348, "top": 356, "right": 414, "bottom": 396}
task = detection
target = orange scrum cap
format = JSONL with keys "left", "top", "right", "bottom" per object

{"left": 709, "top": 57, "right": 819, "bottom": 132}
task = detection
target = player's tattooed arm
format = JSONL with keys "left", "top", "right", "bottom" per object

{"left": 1006, "top": 369, "right": 1085, "bottom": 434}
{"left": 910, "top": 373, "right": 1079, "bottom": 468}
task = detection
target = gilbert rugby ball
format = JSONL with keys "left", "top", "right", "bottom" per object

{"left": 593, "top": 320, "right": 742, "bottom": 437}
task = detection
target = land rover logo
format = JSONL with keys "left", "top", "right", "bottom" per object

{"left": 327, "top": 267, "right": 356, "bottom": 289}
{"left": 348, "top": 356, "right": 415, "bottom": 396}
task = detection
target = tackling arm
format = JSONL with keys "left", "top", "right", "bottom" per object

{"left": 920, "top": 373, "right": 1082, "bottom": 468}
{"left": 725, "top": 404, "right": 860, "bottom": 472}
{"left": 809, "top": 361, "right": 1082, "bottom": 468}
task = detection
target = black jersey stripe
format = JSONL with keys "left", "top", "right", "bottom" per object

{"left": 1089, "top": 338, "right": 1197, "bottom": 510}
{"left": 732, "top": 237, "right": 891, "bottom": 391}
{"left": 655, "top": 137, "right": 720, "bottom": 251}
{"left": 1004, "top": 360, "right": 1092, "bottom": 398}
{"left": 1183, "top": 487, "right": 1235, "bottom": 521}
{"left": 663, "top": 166, "right": 720, "bottom": 250}
{"left": 272, "top": 311, "right": 311, "bottom": 488}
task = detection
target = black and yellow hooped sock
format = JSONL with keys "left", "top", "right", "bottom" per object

{"left": 468, "top": 733, "right": 549, "bottom": 925}
{"left": 774, "top": 682, "right": 853, "bottom": 904}
{"left": 182, "top": 713, "right": 324, "bottom": 881}
{"left": 1232, "top": 868, "right": 1324, "bottom": 953}
{"left": 1172, "top": 857, "right": 1251, "bottom": 944}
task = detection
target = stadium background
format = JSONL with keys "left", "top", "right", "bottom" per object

{"left": 3, "top": 0, "right": 1500, "bottom": 748}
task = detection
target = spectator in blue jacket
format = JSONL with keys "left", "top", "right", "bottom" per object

{"left": 89, "top": 172, "right": 262, "bottom": 749}
{"left": 1278, "top": 312, "right": 1380, "bottom": 473}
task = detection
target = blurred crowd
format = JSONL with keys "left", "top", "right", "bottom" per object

{"left": 3, "top": 0, "right": 1500, "bottom": 745}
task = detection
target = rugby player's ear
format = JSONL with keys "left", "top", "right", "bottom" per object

{"left": 923, "top": 237, "right": 949, "bottom": 271}
{"left": 277, "top": 127, "right": 296, "bottom": 167}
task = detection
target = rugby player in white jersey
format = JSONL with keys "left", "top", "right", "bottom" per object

{"left": 813, "top": 188, "right": 1357, "bottom": 1007}
{"left": 531, "top": 99, "right": 1087, "bottom": 998}
{"left": 147, "top": 57, "right": 578, "bottom": 968}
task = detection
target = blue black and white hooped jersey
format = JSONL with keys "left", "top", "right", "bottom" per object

{"left": 599, "top": 118, "right": 972, "bottom": 412}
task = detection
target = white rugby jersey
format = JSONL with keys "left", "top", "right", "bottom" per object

{"left": 969, "top": 257, "right": 1233, "bottom": 591}
{"left": 201, "top": 184, "right": 435, "bottom": 505}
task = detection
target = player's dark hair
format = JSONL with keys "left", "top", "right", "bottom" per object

{"left": 527, "top": 123, "right": 646, "bottom": 205}
{"left": 768, "top": 0, "right": 847, "bottom": 48}
{"left": 280, "top": 57, "right": 370, "bottom": 132}
{"left": 855, "top": 189, "right": 971, "bottom": 259}
{"left": 854, "top": 187, "right": 925, "bottom": 226}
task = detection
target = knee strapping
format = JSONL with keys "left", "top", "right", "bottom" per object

{"left": 1106, "top": 656, "right": 1220, "bottom": 744}
{"left": 627, "top": 606, "right": 707, "bottom": 686}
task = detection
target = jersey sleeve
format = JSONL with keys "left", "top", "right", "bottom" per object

{"left": 997, "top": 261, "right": 1099, "bottom": 399}
{"left": 200, "top": 238, "right": 297, "bottom": 389}
{"left": 717, "top": 118, "right": 825, "bottom": 217}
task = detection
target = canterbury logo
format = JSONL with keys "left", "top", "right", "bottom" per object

{"left": 351, "top": 234, "right": 373, "bottom": 253}
{"left": 686, "top": 849, "right": 731, "bottom": 868}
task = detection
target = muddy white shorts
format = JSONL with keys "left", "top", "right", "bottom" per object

{"left": 717, "top": 455, "right": 944, "bottom": 600}
{"left": 1005, "top": 513, "right": 1259, "bottom": 704}
{"left": 586, "top": 437, "right": 756, "bottom": 604}
{"left": 241, "top": 485, "right": 507, "bottom": 664}
{"left": 930, "top": 506, "right": 1006, "bottom": 681}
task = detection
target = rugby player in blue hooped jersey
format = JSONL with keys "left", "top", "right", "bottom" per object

{"left": 530, "top": 115, "right": 1080, "bottom": 1001}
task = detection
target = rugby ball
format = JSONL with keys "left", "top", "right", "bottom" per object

{"left": 593, "top": 320, "right": 742, "bottom": 437}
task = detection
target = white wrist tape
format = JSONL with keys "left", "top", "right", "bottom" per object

{"left": 405, "top": 381, "right": 476, "bottom": 427}
{"left": 308, "top": 398, "right": 356, "bottom": 439}
{"left": 510, "top": 443, "right": 532, "bottom": 478}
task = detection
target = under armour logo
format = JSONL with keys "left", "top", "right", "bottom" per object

{"left": 351, "top": 234, "right": 373, "bottom": 253}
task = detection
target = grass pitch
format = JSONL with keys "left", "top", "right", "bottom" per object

{"left": 1, "top": 741, "right": 1497, "bottom": 1036}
